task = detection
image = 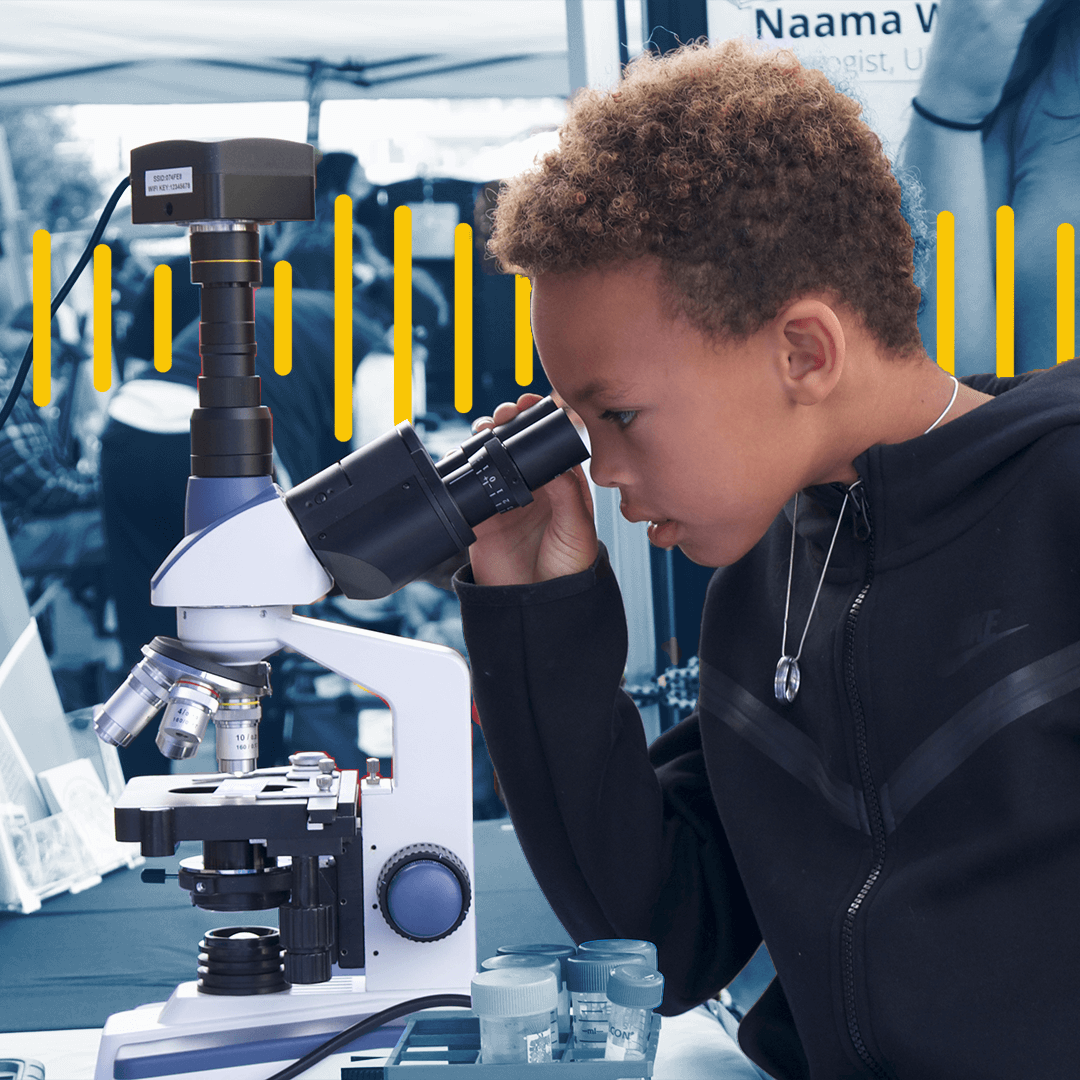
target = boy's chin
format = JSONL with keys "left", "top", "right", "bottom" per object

{"left": 672, "top": 532, "right": 745, "bottom": 569}
{"left": 647, "top": 520, "right": 746, "bottom": 568}
{"left": 678, "top": 544, "right": 724, "bottom": 568}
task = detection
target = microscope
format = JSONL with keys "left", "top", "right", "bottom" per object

{"left": 90, "top": 139, "right": 588, "bottom": 1079}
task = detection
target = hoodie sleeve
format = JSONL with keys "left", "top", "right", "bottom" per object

{"left": 454, "top": 545, "right": 762, "bottom": 1014}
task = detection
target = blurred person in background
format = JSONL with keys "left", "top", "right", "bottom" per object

{"left": 902, "top": 0, "right": 1080, "bottom": 374}
{"left": 271, "top": 150, "right": 450, "bottom": 331}
{"left": 0, "top": 309, "right": 97, "bottom": 528}
{"left": 115, "top": 251, "right": 201, "bottom": 382}
{"left": 0, "top": 307, "right": 109, "bottom": 694}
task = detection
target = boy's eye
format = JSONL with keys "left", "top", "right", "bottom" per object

{"left": 599, "top": 408, "right": 638, "bottom": 428}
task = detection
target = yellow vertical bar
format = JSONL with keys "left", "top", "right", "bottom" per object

{"left": 334, "top": 194, "right": 353, "bottom": 442}
{"left": 935, "top": 212, "right": 955, "bottom": 375}
{"left": 995, "top": 205, "right": 1014, "bottom": 378}
{"left": 394, "top": 205, "right": 413, "bottom": 425}
{"left": 275, "top": 260, "right": 293, "bottom": 376}
{"left": 93, "top": 243, "right": 112, "bottom": 392}
{"left": 515, "top": 275, "right": 533, "bottom": 386}
{"left": 1057, "top": 223, "right": 1075, "bottom": 364}
{"left": 154, "top": 263, "right": 172, "bottom": 372}
{"left": 454, "top": 222, "right": 473, "bottom": 413}
{"left": 32, "top": 229, "right": 50, "bottom": 406}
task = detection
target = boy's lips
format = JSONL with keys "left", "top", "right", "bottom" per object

{"left": 619, "top": 504, "right": 666, "bottom": 525}
{"left": 620, "top": 503, "right": 678, "bottom": 542}
{"left": 647, "top": 519, "right": 678, "bottom": 548}
{"left": 619, "top": 504, "right": 679, "bottom": 546}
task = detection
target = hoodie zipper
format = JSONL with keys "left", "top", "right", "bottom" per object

{"left": 839, "top": 481, "right": 890, "bottom": 1078}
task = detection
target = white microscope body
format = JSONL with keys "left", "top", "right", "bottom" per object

{"left": 93, "top": 488, "right": 477, "bottom": 1080}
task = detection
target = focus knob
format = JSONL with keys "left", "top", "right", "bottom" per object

{"left": 376, "top": 844, "right": 471, "bottom": 942}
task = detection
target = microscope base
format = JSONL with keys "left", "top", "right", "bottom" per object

{"left": 93, "top": 976, "right": 471, "bottom": 1080}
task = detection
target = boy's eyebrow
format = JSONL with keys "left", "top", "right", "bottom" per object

{"left": 575, "top": 380, "right": 636, "bottom": 405}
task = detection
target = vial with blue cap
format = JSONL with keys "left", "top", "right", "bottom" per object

{"left": 471, "top": 967, "right": 559, "bottom": 1063}
{"left": 578, "top": 938, "right": 658, "bottom": 968}
{"left": 604, "top": 965, "right": 664, "bottom": 1061}
{"left": 565, "top": 952, "right": 647, "bottom": 1042}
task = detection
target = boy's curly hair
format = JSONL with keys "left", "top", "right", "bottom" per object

{"left": 489, "top": 40, "right": 923, "bottom": 356}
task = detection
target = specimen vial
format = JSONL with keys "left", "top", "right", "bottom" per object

{"left": 604, "top": 964, "right": 665, "bottom": 1061}
{"left": 471, "top": 967, "right": 558, "bottom": 1064}
{"left": 495, "top": 943, "right": 576, "bottom": 1036}
{"left": 565, "top": 952, "right": 647, "bottom": 1042}
{"left": 578, "top": 938, "right": 658, "bottom": 969}
{"left": 481, "top": 954, "right": 561, "bottom": 1045}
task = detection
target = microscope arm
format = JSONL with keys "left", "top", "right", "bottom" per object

{"left": 272, "top": 611, "right": 475, "bottom": 992}
{"left": 174, "top": 603, "right": 476, "bottom": 994}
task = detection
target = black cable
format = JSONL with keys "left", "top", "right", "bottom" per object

{"left": 0, "top": 174, "right": 131, "bottom": 435}
{"left": 263, "top": 993, "right": 472, "bottom": 1080}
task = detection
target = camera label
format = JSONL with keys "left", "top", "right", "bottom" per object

{"left": 145, "top": 167, "right": 193, "bottom": 197}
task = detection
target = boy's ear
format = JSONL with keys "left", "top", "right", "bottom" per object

{"left": 775, "top": 300, "right": 844, "bottom": 405}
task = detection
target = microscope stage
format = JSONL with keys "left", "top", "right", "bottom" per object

{"left": 113, "top": 769, "right": 360, "bottom": 851}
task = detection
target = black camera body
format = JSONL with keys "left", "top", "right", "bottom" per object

{"left": 130, "top": 139, "right": 315, "bottom": 225}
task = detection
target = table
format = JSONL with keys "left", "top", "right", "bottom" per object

{"left": 0, "top": 820, "right": 768, "bottom": 1078}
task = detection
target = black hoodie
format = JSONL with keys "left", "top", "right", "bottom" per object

{"left": 454, "top": 362, "right": 1080, "bottom": 1079}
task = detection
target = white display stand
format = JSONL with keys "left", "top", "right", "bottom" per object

{"left": 0, "top": 520, "right": 141, "bottom": 914}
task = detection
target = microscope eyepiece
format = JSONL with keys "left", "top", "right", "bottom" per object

{"left": 284, "top": 396, "right": 589, "bottom": 600}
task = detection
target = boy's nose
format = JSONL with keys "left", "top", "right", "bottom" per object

{"left": 588, "top": 452, "right": 622, "bottom": 490}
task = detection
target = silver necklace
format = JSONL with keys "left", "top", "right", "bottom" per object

{"left": 774, "top": 487, "right": 853, "bottom": 704}
{"left": 773, "top": 375, "right": 961, "bottom": 704}
{"left": 924, "top": 375, "right": 959, "bottom": 434}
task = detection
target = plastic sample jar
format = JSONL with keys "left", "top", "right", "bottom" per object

{"left": 578, "top": 938, "right": 659, "bottom": 969}
{"left": 495, "top": 943, "right": 576, "bottom": 1036}
{"left": 471, "top": 967, "right": 559, "bottom": 1064}
{"left": 565, "top": 952, "right": 647, "bottom": 1042}
{"left": 604, "top": 965, "right": 665, "bottom": 1061}
{"left": 481, "top": 954, "right": 561, "bottom": 1045}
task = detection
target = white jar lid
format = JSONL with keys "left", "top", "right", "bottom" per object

{"left": 471, "top": 968, "right": 558, "bottom": 1017}
{"left": 481, "top": 953, "right": 563, "bottom": 985}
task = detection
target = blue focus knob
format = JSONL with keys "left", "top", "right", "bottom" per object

{"left": 376, "top": 844, "right": 471, "bottom": 942}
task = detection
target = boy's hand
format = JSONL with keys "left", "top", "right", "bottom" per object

{"left": 468, "top": 393, "right": 599, "bottom": 586}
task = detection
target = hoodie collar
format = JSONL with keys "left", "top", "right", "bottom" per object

{"left": 847, "top": 361, "right": 1080, "bottom": 567}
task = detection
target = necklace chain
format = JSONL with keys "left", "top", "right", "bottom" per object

{"left": 774, "top": 486, "right": 853, "bottom": 703}
{"left": 924, "top": 375, "right": 959, "bottom": 435}
{"left": 774, "top": 376, "right": 959, "bottom": 704}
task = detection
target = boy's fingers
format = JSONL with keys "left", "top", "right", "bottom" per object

{"left": 541, "top": 469, "right": 600, "bottom": 571}
{"left": 570, "top": 463, "right": 595, "bottom": 518}
{"left": 546, "top": 466, "right": 593, "bottom": 524}
{"left": 488, "top": 393, "right": 546, "bottom": 429}
{"left": 491, "top": 401, "right": 520, "bottom": 426}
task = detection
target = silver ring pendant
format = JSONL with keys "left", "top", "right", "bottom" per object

{"left": 774, "top": 656, "right": 800, "bottom": 704}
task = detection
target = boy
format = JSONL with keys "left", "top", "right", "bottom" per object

{"left": 453, "top": 40, "right": 1080, "bottom": 1080}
